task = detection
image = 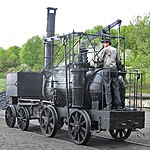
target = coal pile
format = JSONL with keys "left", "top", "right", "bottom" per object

{"left": 0, "top": 91, "right": 9, "bottom": 109}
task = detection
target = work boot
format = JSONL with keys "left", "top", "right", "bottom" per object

{"left": 115, "top": 106, "right": 122, "bottom": 110}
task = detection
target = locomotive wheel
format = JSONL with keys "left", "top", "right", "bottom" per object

{"left": 109, "top": 129, "right": 131, "bottom": 141}
{"left": 68, "top": 110, "right": 91, "bottom": 145}
{"left": 40, "top": 105, "right": 58, "bottom": 137}
{"left": 17, "top": 107, "right": 30, "bottom": 131}
{"left": 5, "top": 105, "right": 16, "bottom": 128}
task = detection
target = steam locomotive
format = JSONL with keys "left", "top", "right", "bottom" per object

{"left": 5, "top": 7, "right": 145, "bottom": 145}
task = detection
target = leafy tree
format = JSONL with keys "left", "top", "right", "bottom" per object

{"left": 8, "top": 64, "right": 32, "bottom": 72}
{"left": 85, "top": 25, "right": 103, "bottom": 46}
{"left": 6, "top": 46, "right": 21, "bottom": 68}
{"left": 20, "top": 35, "right": 44, "bottom": 71}
{"left": 0, "top": 47, "right": 7, "bottom": 71}
{"left": 121, "top": 13, "right": 150, "bottom": 68}
{"left": 121, "top": 13, "right": 150, "bottom": 86}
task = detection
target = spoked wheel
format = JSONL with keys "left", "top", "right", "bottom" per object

{"left": 17, "top": 107, "right": 30, "bottom": 131}
{"left": 109, "top": 129, "right": 132, "bottom": 141}
{"left": 40, "top": 105, "right": 58, "bottom": 137}
{"left": 68, "top": 110, "right": 91, "bottom": 145}
{"left": 5, "top": 105, "right": 16, "bottom": 128}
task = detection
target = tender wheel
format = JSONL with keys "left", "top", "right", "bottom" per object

{"left": 17, "top": 107, "right": 30, "bottom": 131}
{"left": 5, "top": 105, "right": 16, "bottom": 128}
{"left": 68, "top": 110, "right": 91, "bottom": 145}
{"left": 109, "top": 129, "right": 131, "bottom": 141}
{"left": 40, "top": 105, "right": 58, "bottom": 137}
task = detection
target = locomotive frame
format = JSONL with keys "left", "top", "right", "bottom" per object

{"left": 5, "top": 7, "right": 145, "bottom": 145}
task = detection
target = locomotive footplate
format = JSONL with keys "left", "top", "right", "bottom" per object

{"left": 88, "top": 110, "right": 145, "bottom": 130}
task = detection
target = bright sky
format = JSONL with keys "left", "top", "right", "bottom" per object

{"left": 0, "top": 0, "right": 149, "bottom": 49}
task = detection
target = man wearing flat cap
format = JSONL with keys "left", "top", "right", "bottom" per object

{"left": 97, "top": 39, "right": 122, "bottom": 110}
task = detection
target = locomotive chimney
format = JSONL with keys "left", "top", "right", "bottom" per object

{"left": 44, "top": 7, "right": 57, "bottom": 70}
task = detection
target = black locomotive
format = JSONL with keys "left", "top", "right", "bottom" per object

{"left": 5, "top": 7, "right": 145, "bottom": 145}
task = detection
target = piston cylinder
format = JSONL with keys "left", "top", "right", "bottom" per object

{"left": 71, "top": 62, "right": 86, "bottom": 108}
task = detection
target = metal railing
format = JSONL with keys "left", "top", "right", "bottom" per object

{"left": 125, "top": 69, "right": 143, "bottom": 110}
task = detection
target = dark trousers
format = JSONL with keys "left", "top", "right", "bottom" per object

{"left": 103, "top": 68, "right": 121, "bottom": 107}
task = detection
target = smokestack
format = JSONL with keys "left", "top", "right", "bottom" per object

{"left": 44, "top": 7, "right": 57, "bottom": 70}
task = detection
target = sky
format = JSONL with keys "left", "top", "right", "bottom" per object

{"left": 0, "top": 0, "right": 149, "bottom": 49}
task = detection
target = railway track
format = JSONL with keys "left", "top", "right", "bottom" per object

{"left": 0, "top": 109, "right": 150, "bottom": 150}
{"left": 94, "top": 134, "right": 150, "bottom": 149}
{"left": 127, "top": 140, "right": 150, "bottom": 148}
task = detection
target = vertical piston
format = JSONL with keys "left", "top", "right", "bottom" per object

{"left": 71, "top": 63, "right": 85, "bottom": 108}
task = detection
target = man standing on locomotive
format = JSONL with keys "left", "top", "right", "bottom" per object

{"left": 97, "top": 39, "right": 122, "bottom": 110}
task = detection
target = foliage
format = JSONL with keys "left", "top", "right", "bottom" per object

{"left": 121, "top": 13, "right": 150, "bottom": 85}
{"left": 0, "top": 72, "right": 6, "bottom": 92}
{"left": 0, "top": 47, "right": 7, "bottom": 71}
{"left": 0, "top": 72, "right": 6, "bottom": 78}
{"left": 0, "top": 46, "right": 21, "bottom": 71}
{"left": 20, "top": 35, "right": 44, "bottom": 71}
{"left": 8, "top": 64, "right": 32, "bottom": 72}
{"left": 85, "top": 25, "right": 103, "bottom": 46}
{"left": 0, "top": 78, "right": 6, "bottom": 92}
{"left": 0, "top": 36, "right": 44, "bottom": 72}
{"left": 6, "top": 46, "right": 21, "bottom": 68}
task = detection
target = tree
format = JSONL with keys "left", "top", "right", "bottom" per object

{"left": 121, "top": 13, "right": 150, "bottom": 68}
{"left": 85, "top": 25, "right": 103, "bottom": 46}
{"left": 0, "top": 47, "right": 7, "bottom": 71}
{"left": 121, "top": 13, "right": 150, "bottom": 86}
{"left": 6, "top": 46, "right": 21, "bottom": 68}
{"left": 20, "top": 35, "right": 44, "bottom": 71}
